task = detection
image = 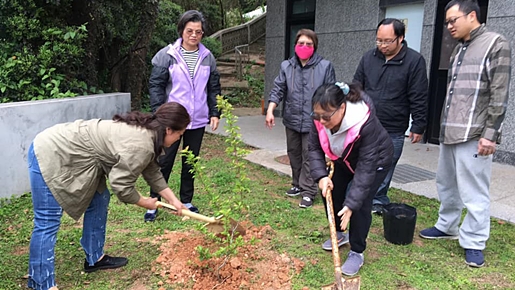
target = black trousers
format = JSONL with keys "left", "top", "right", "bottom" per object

{"left": 322, "top": 160, "right": 389, "bottom": 253}
{"left": 150, "top": 127, "right": 205, "bottom": 204}
{"left": 285, "top": 127, "right": 318, "bottom": 199}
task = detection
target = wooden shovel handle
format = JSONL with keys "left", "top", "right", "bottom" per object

{"left": 325, "top": 161, "right": 344, "bottom": 290}
{"left": 155, "top": 201, "right": 218, "bottom": 224}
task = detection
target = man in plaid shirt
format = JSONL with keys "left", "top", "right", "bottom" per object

{"left": 420, "top": 0, "right": 511, "bottom": 268}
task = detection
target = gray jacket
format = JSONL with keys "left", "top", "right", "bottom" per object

{"left": 269, "top": 53, "right": 336, "bottom": 133}
{"left": 441, "top": 24, "right": 511, "bottom": 144}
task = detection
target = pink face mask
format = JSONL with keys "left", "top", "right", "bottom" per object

{"left": 295, "top": 44, "right": 315, "bottom": 60}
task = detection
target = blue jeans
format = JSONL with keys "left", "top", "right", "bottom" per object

{"left": 373, "top": 134, "right": 404, "bottom": 205}
{"left": 27, "top": 143, "right": 110, "bottom": 290}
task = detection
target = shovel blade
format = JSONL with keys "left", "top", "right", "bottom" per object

{"left": 321, "top": 276, "right": 361, "bottom": 290}
{"left": 205, "top": 218, "right": 246, "bottom": 237}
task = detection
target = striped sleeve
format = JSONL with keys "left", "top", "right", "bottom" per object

{"left": 484, "top": 36, "right": 511, "bottom": 142}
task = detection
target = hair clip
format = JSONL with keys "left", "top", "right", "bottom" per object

{"left": 335, "top": 82, "right": 350, "bottom": 95}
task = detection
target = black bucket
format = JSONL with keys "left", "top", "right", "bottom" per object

{"left": 382, "top": 203, "right": 417, "bottom": 245}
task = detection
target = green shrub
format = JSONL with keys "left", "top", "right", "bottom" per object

{"left": 149, "top": 1, "right": 183, "bottom": 56}
{"left": 202, "top": 37, "right": 222, "bottom": 58}
{"left": 0, "top": 1, "right": 89, "bottom": 103}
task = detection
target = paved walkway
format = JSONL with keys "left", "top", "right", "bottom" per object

{"left": 209, "top": 114, "right": 515, "bottom": 223}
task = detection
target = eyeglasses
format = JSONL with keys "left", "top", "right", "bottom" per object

{"left": 297, "top": 41, "right": 314, "bottom": 47}
{"left": 376, "top": 37, "right": 398, "bottom": 46}
{"left": 444, "top": 12, "right": 470, "bottom": 26}
{"left": 185, "top": 29, "right": 204, "bottom": 36}
{"left": 310, "top": 108, "right": 339, "bottom": 121}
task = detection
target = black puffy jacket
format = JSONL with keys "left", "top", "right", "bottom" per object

{"left": 308, "top": 93, "right": 394, "bottom": 211}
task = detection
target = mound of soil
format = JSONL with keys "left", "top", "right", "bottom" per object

{"left": 152, "top": 224, "right": 305, "bottom": 289}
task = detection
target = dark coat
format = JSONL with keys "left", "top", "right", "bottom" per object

{"left": 269, "top": 53, "right": 336, "bottom": 133}
{"left": 353, "top": 41, "right": 428, "bottom": 135}
{"left": 308, "top": 94, "right": 394, "bottom": 211}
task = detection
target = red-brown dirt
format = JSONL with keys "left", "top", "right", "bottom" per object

{"left": 151, "top": 224, "right": 305, "bottom": 290}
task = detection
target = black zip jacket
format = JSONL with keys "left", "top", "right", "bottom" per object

{"left": 353, "top": 41, "right": 428, "bottom": 135}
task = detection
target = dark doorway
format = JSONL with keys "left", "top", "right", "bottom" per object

{"left": 285, "top": 0, "right": 316, "bottom": 59}
{"left": 426, "top": 0, "right": 489, "bottom": 144}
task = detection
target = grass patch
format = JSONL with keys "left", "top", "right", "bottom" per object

{"left": 1, "top": 133, "right": 514, "bottom": 289}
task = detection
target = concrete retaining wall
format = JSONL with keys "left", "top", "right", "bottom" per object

{"left": 0, "top": 93, "right": 131, "bottom": 199}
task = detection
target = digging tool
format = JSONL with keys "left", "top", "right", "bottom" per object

{"left": 155, "top": 201, "right": 246, "bottom": 236}
{"left": 321, "top": 161, "right": 361, "bottom": 290}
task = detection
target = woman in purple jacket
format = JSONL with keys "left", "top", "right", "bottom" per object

{"left": 146, "top": 10, "right": 221, "bottom": 220}
{"left": 308, "top": 82, "right": 393, "bottom": 276}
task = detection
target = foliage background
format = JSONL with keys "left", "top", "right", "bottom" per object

{"left": 0, "top": 0, "right": 265, "bottom": 109}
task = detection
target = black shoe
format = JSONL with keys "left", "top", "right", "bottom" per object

{"left": 372, "top": 204, "right": 384, "bottom": 215}
{"left": 188, "top": 205, "right": 199, "bottom": 213}
{"left": 184, "top": 203, "right": 199, "bottom": 213}
{"left": 144, "top": 208, "right": 158, "bottom": 222}
{"left": 84, "top": 255, "right": 128, "bottom": 273}
{"left": 285, "top": 187, "right": 301, "bottom": 197}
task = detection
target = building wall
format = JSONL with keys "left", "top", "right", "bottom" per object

{"left": 0, "top": 93, "right": 131, "bottom": 199}
{"left": 264, "top": 0, "right": 287, "bottom": 115}
{"left": 487, "top": 1, "right": 515, "bottom": 164}
{"left": 264, "top": 0, "right": 515, "bottom": 165}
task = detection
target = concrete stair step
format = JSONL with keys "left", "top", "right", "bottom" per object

{"left": 217, "top": 54, "right": 265, "bottom": 66}
{"left": 217, "top": 65, "right": 237, "bottom": 77}
{"left": 220, "top": 80, "right": 249, "bottom": 90}
{"left": 216, "top": 61, "right": 237, "bottom": 67}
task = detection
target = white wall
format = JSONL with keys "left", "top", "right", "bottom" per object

{"left": 385, "top": 3, "right": 425, "bottom": 53}
{"left": 0, "top": 93, "right": 131, "bottom": 199}
{"left": 386, "top": 3, "right": 425, "bottom": 136}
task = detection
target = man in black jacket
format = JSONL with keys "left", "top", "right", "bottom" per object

{"left": 353, "top": 18, "right": 428, "bottom": 214}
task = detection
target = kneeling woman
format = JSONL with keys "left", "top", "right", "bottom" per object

{"left": 27, "top": 102, "right": 189, "bottom": 290}
{"left": 308, "top": 83, "right": 393, "bottom": 276}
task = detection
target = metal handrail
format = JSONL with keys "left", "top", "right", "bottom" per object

{"left": 209, "top": 13, "right": 266, "bottom": 55}
{"left": 234, "top": 44, "right": 249, "bottom": 80}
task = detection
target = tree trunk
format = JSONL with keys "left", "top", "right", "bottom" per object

{"left": 126, "top": 1, "right": 159, "bottom": 111}
{"left": 218, "top": 0, "right": 226, "bottom": 28}
{"left": 107, "top": 1, "right": 159, "bottom": 111}
{"left": 70, "top": 0, "right": 100, "bottom": 89}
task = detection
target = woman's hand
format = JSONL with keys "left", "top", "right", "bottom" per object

{"left": 265, "top": 102, "right": 277, "bottom": 129}
{"left": 318, "top": 177, "right": 333, "bottom": 198}
{"left": 136, "top": 196, "right": 158, "bottom": 210}
{"left": 170, "top": 198, "right": 186, "bottom": 216}
{"left": 210, "top": 116, "right": 219, "bottom": 131}
{"left": 157, "top": 188, "right": 187, "bottom": 216}
{"left": 265, "top": 112, "right": 275, "bottom": 129}
{"left": 337, "top": 206, "right": 353, "bottom": 232}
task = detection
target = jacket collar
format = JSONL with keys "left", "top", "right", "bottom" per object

{"left": 461, "top": 23, "right": 486, "bottom": 44}
{"left": 169, "top": 38, "right": 208, "bottom": 57}
{"left": 289, "top": 52, "right": 323, "bottom": 68}
{"left": 373, "top": 40, "right": 408, "bottom": 63}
